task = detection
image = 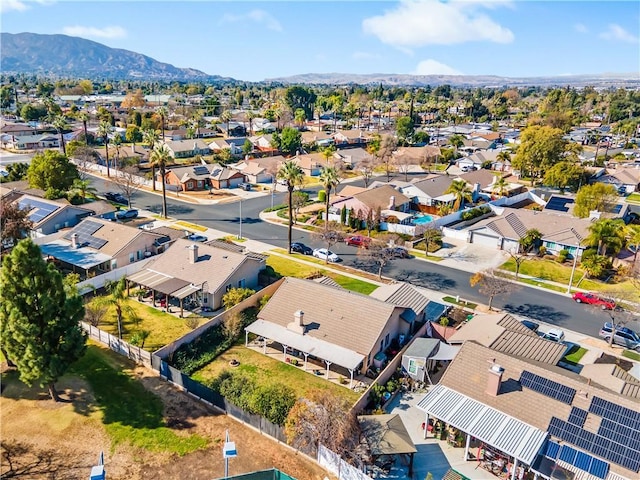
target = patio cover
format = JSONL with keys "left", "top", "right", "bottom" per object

{"left": 127, "top": 269, "right": 172, "bottom": 289}
{"left": 171, "top": 283, "right": 202, "bottom": 300}
{"left": 417, "top": 384, "right": 547, "bottom": 466}
{"left": 358, "top": 414, "right": 417, "bottom": 456}
{"left": 40, "top": 240, "right": 112, "bottom": 269}
{"left": 154, "top": 277, "right": 190, "bottom": 296}
{"left": 246, "top": 319, "right": 365, "bottom": 371}
{"left": 428, "top": 342, "right": 461, "bottom": 362}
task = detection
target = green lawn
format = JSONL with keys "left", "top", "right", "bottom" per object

{"left": 563, "top": 345, "right": 588, "bottom": 364}
{"left": 626, "top": 193, "right": 640, "bottom": 204}
{"left": 88, "top": 297, "right": 195, "bottom": 352}
{"left": 622, "top": 349, "right": 640, "bottom": 362}
{"left": 266, "top": 252, "right": 378, "bottom": 294}
{"left": 442, "top": 296, "right": 477, "bottom": 309}
{"left": 191, "top": 344, "right": 360, "bottom": 405}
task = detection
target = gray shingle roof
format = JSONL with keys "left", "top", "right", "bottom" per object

{"left": 369, "top": 282, "right": 430, "bottom": 317}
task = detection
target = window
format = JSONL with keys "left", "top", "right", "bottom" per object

{"left": 238, "top": 278, "right": 246, "bottom": 288}
{"left": 225, "top": 284, "right": 232, "bottom": 292}
{"left": 385, "top": 333, "right": 390, "bottom": 346}
{"left": 129, "top": 253, "right": 135, "bottom": 263}
{"left": 137, "top": 250, "right": 144, "bottom": 260}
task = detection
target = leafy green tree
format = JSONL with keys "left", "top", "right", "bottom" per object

{"left": 448, "top": 134, "right": 465, "bottom": 155}
{"left": 0, "top": 239, "right": 86, "bottom": 401}
{"left": 0, "top": 162, "right": 28, "bottom": 182}
{"left": 543, "top": 161, "right": 587, "bottom": 192}
{"left": 242, "top": 139, "right": 253, "bottom": 156}
{"left": 150, "top": 143, "right": 172, "bottom": 218}
{"left": 586, "top": 219, "right": 627, "bottom": 257}
{"left": 396, "top": 116, "right": 415, "bottom": 146}
{"left": 422, "top": 226, "right": 442, "bottom": 254}
{"left": 0, "top": 198, "right": 33, "bottom": 248}
{"left": 222, "top": 287, "right": 256, "bottom": 310}
{"left": 279, "top": 127, "right": 302, "bottom": 156}
{"left": 284, "top": 86, "right": 317, "bottom": 120}
{"left": 125, "top": 124, "right": 143, "bottom": 144}
{"left": 512, "top": 125, "right": 566, "bottom": 185}
{"left": 277, "top": 160, "right": 304, "bottom": 253}
{"left": 574, "top": 183, "right": 617, "bottom": 218}
{"left": 445, "top": 179, "right": 472, "bottom": 210}
{"left": 27, "top": 150, "right": 79, "bottom": 193}
{"left": 20, "top": 103, "right": 47, "bottom": 121}
{"left": 71, "top": 178, "right": 97, "bottom": 203}
{"left": 155, "top": 106, "right": 168, "bottom": 141}
{"left": 251, "top": 383, "right": 296, "bottom": 426}
{"left": 319, "top": 166, "right": 340, "bottom": 228}
{"left": 581, "top": 254, "right": 609, "bottom": 279}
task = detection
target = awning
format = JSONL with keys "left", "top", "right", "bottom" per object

{"left": 171, "top": 283, "right": 202, "bottom": 300}
{"left": 154, "top": 278, "right": 190, "bottom": 295}
{"left": 127, "top": 269, "right": 172, "bottom": 289}
{"left": 40, "top": 240, "right": 112, "bottom": 269}
{"left": 246, "top": 319, "right": 365, "bottom": 371}
{"left": 417, "top": 384, "right": 547, "bottom": 466}
{"left": 358, "top": 414, "right": 417, "bottom": 456}
{"left": 429, "top": 342, "right": 461, "bottom": 362}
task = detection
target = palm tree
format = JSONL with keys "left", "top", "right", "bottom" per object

{"left": 78, "top": 111, "right": 90, "bottom": 145}
{"left": 492, "top": 176, "right": 509, "bottom": 197}
{"left": 100, "top": 277, "right": 138, "bottom": 340}
{"left": 294, "top": 108, "right": 306, "bottom": 128}
{"left": 496, "top": 150, "right": 511, "bottom": 171}
{"left": 246, "top": 110, "right": 256, "bottom": 136}
{"left": 277, "top": 160, "right": 304, "bottom": 253}
{"left": 52, "top": 115, "right": 68, "bottom": 155}
{"left": 319, "top": 166, "right": 340, "bottom": 229}
{"left": 97, "top": 121, "right": 112, "bottom": 177}
{"left": 72, "top": 178, "right": 98, "bottom": 203}
{"left": 155, "top": 106, "right": 167, "bottom": 141}
{"left": 445, "top": 179, "right": 472, "bottom": 210}
{"left": 112, "top": 133, "right": 122, "bottom": 171}
{"left": 150, "top": 143, "right": 172, "bottom": 219}
{"left": 586, "top": 219, "right": 627, "bottom": 257}
{"left": 220, "top": 109, "right": 232, "bottom": 136}
{"left": 449, "top": 134, "right": 464, "bottom": 156}
{"left": 142, "top": 128, "right": 160, "bottom": 190}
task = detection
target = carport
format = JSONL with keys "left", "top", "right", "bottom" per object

{"left": 358, "top": 414, "right": 417, "bottom": 476}
{"left": 127, "top": 270, "right": 201, "bottom": 317}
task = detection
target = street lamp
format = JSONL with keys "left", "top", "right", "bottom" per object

{"left": 238, "top": 198, "right": 243, "bottom": 240}
{"left": 567, "top": 245, "right": 580, "bottom": 294}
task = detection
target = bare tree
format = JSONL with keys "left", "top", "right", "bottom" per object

{"left": 393, "top": 152, "right": 415, "bottom": 182}
{"left": 112, "top": 166, "right": 144, "bottom": 208}
{"left": 357, "top": 234, "right": 401, "bottom": 280}
{"left": 72, "top": 146, "right": 98, "bottom": 181}
{"left": 291, "top": 191, "right": 308, "bottom": 224}
{"left": 311, "top": 221, "right": 345, "bottom": 263}
{"left": 359, "top": 158, "right": 375, "bottom": 188}
{"left": 376, "top": 135, "right": 397, "bottom": 182}
{"left": 469, "top": 269, "right": 519, "bottom": 311}
{"left": 84, "top": 302, "right": 108, "bottom": 327}
{"left": 600, "top": 291, "right": 639, "bottom": 348}
{"left": 221, "top": 311, "right": 243, "bottom": 340}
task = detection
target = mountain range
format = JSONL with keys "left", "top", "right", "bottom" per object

{"left": 2, "top": 32, "right": 639, "bottom": 88}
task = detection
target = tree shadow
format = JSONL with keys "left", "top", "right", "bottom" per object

{"left": 394, "top": 269, "right": 457, "bottom": 290}
{"left": 143, "top": 203, "right": 195, "bottom": 216}
{"left": 502, "top": 303, "right": 569, "bottom": 323}
{"left": 1, "top": 440, "right": 91, "bottom": 479}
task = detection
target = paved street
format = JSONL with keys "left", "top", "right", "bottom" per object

{"left": 90, "top": 174, "right": 640, "bottom": 339}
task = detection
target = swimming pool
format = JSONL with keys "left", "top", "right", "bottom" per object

{"left": 412, "top": 213, "right": 434, "bottom": 225}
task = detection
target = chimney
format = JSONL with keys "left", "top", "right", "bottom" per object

{"left": 486, "top": 361, "right": 504, "bottom": 396}
{"left": 287, "top": 310, "right": 305, "bottom": 335}
{"left": 589, "top": 210, "right": 601, "bottom": 220}
{"left": 388, "top": 195, "right": 396, "bottom": 209}
{"left": 188, "top": 244, "right": 199, "bottom": 264}
{"left": 71, "top": 233, "right": 80, "bottom": 248}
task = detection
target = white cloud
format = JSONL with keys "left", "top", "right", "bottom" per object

{"left": 599, "top": 24, "right": 638, "bottom": 43}
{"left": 220, "top": 9, "right": 282, "bottom": 32}
{"left": 1, "top": 0, "right": 54, "bottom": 13}
{"left": 352, "top": 51, "right": 380, "bottom": 60}
{"left": 414, "top": 59, "right": 462, "bottom": 75}
{"left": 574, "top": 23, "right": 588, "bottom": 34}
{"left": 362, "top": 0, "right": 514, "bottom": 49}
{"left": 62, "top": 25, "right": 127, "bottom": 39}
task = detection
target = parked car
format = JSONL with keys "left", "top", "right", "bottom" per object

{"left": 541, "top": 328, "right": 565, "bottom": 343}
{"left": 520, "top": 320, "right": 540, "bottom": 332}
{"left": 599, "top": 323, "right": 640, "bottom": 351}
{"left": 104, "top": 192, "right": 128, "bottom": 204}
{"left": 187, "top": 234, "right": 208, "bottom": 243}
{"left": 291, "top": 242, "right": 313, "bottom": 255}
{"left": 345, "top": 235, "right": 371, "bottom": 248}
{"left": 238, "top": 182, "right": 252, "bottom": 191}
{"left": 572, "top": 292, "right": 617, "bottom": 310}
{"left": 116, "top": 208, "right": 139, "bottom": 220}
{"left": 313, "top": 248, "right": 340, "bottom": 262}
{"left": 384, "top": 246, "right": 411, "bottom": 258}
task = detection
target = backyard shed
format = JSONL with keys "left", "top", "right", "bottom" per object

{"left": 402, "top": 337, "right": 460, "bottom": 383}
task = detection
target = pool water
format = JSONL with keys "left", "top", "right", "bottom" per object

{"left": 412, "top": 213, "right": 434, "bottom": 225}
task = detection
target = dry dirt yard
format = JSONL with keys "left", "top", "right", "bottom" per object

{"left": 0, "top": 348, "right": 331, "bottom": 480}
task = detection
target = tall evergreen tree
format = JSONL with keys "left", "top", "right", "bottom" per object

{"left": 0, "top": 239, "right": 86, "bottom": 401}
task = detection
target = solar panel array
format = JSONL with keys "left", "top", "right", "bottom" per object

{"left": 192, "top": 166, "right": 209, "bottom": 175}
{"left": 63, "top": 220, "right": 107, "bottom": 249}
{"left": 544, "top": 440, "right": 610, "bottom": 479}
{"left": 567, "top": 407, "right": 588, "bottom": 427}
{"left": 544, "top": 196, "right": 574, "bottom": 213}
{"left": 18, "top": 198, "right": 60, "bottom": 223}
{"left": 519, "top": 371, "right": 576, "bottom": 404}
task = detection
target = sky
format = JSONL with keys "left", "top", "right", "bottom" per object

{"left": 1, "top": 0, "right": 639, "bottom": 82}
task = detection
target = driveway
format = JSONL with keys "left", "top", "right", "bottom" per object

{"left": 433, "top": 237, "right": 510, "bottom": 273}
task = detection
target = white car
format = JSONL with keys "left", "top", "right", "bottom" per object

{"left": 542, "top": 328, "right": 565, "bottom": 343}
{"left": 313, "top": 248, "right": 340, "bottom": 262}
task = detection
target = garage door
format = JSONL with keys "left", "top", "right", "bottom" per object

{"left": 501, "top": 239, "right": 520, "bottom": 252}
{"left": 228, "top": 177, "right": 244, "bottom": 188}
{"left": 470, "top": 232, "right": 498, "bottom": 248}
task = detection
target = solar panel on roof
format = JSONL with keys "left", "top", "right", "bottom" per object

{"left": 568, "top": 407, "right": 588, "bottom": 427}
{"left": 18, "top": 198, "right": 60, "bottom": 223}
{"left": 588, "top": 458, "right": 609, "bottom": 479}
{"left": 611, "top": 204, "right": 623, "bottom": 214}
{"left": 545, "top": 197, "right": 574, "bottom": 212}
{"left": 519, "top": 370, "right": 576, "bottom": 404}
{"left": 193, "top": 166, "right": 209, "bottom": 175}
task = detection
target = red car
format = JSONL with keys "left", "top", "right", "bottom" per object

{"left": 345, "top": 235, "right": 371, "bottom": 248}
{"left": 572, "top": 292, "right": 616, "bottom": 310}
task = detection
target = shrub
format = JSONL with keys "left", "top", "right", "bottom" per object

{"left": 222, "top": 287, "right": 256, "bottom": 310}
{"left": 185, "top": 317, "right": 200, "bottom": 330}
{"left": 460, "top": 205, "right": 491, "bottom": 221}
{"left": 264, "top": 204, "right": 287, "bottom": 212}
{"left": 557, "top": 249, "right": 569, "bottom": 263}
{"left": 538, "top": 245, "right": 547, "bottom": 257}
{"left": 318, "top": 190, "right": 326, "bottom": 202}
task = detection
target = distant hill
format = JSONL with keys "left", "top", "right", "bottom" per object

{"left": 265, "top": 72, "right": 640, "bottom": 88}
{"left": 0, "top": 32, "right": 233, "bottom": 82}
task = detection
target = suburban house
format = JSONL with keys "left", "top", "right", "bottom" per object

{"left": 163, "top": 139, "right": 211, "bottom": 159}
{"left": 301, "top": 130, "right": 334, "bottom": 148}
{"left": 209, "top": 164, "right": 245, "bottom": 189}
{"left": 248, "top": 134, "right": 276, "bottom": 153}
{"left": 292, "top": 152, "right": 326, "bottom": 177}
{"left": 593, "top": 166, "right": 640, "bottom": 194}
{"left": 127, "top": 239, "right": 266, "bottom": 313}
{"left": 418, "top": 341, "right": 640, "bottom": 480}
{"left": 244, "top": 277, "right": 411, "bottom": 385}
{"left": 331, "top": 129, "right": 369, "bottom": 147}
{"left": 333, "top": 147, "right": 373, "bottom": 170}
{"left": 455, "top": 170, "right": 525, "bottom": 199}
{"left": 3, "top": 133, "right": 60, "bottom": 150}
{"left": 458, "top": 149, "right": 508, "bottom": 172}
{"left": 393, "top": 146, "right": 442, "bottom": 166}
{"left": 165, "top": 164, "right": 212, "bottom": 191}
{"left": 35, "top": 217, "right": 166, "bottom": 276}
{"left": 114, "top": 144, "right": 147, "bottom": 164}
{"left": 250, "top": 118, "right": 276, "bottom": 133}
{"left": 234, "top": 162, "right": 270, "bottom": 184}
{"left": 0, "top": 121, "right": 44, "bottom": 137}
{"left": 7, "top": 193, "right": 95, "bottom": 236}
{"left": 209, "top": 137, "right": 246, "bottom": 155}
{"left": 330, "top": 184, "right": 411, "bottom": 224}
{"left": 579, "top": 363, "right": 640, "bottom": 400}
{"left": 216, "top": 121, "right": 246, "bottom": 137}
{"left": 165, "top": 129, "right": 188, "bottom": 141}
{"left": 397, "top": 175, "right": 455, "bottom": 213}
{"left": 447, "top": 313, "right": 568, "bottom": 365}
{"left": 466, "top": 207, "right": 592, "bottom": 256}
